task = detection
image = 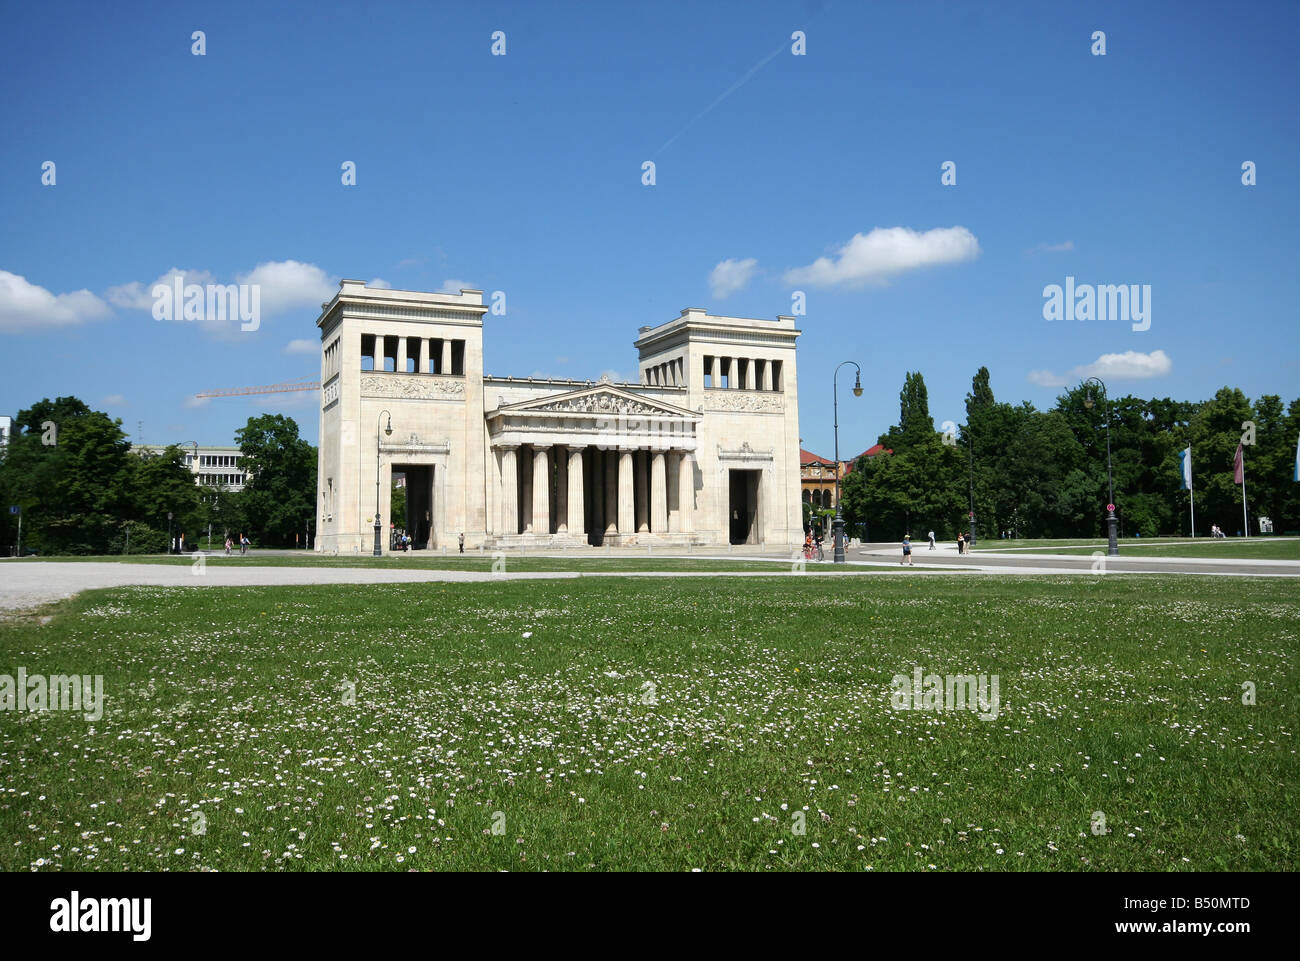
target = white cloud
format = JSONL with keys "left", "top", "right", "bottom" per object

{"left": 1027, "top": 240, "right": 1074, "bottom": 255}
{"left": 1077, "top": 349, "right": 1172, "bottom": 380}
{"left": 368, "top": 277, "right": 392, "bottom": 289}
{"left": 285, "top": 338, "right": 318, "bottom": 354}
{"left": 105, "top": 268, "right": 215, "bottom": 310}
{"left": 255, "top": 390, "right": 316, "bottom": 411}
{"left": 110, "top": 263, "right": 330, "bottom": 317}
{"left": 783, "top": 226, "right": 980, "bottom": 288}
{"left": 0, "top": 270, "right": 112, "bottom": 332}
{"left": 1027, "top": 369, "right": 1068, "bottom": 388}
{"left": 709, "top": 257, "right": 758, "bottom": 299}
{"left": 235, "top": 260, "right": 335, "bottom": 315}
{"left": 438, "top": 279, "right": 472, "bottom": 294}
{"left": 103, "top": 394, "right": 127, "bottom": 407}
{"left": 1029, "top": 350, "right": 1172, "bottom": 387}
{"left": 183, "top": 394, "right": 210, "bottom": 409}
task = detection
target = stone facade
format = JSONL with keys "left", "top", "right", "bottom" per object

{"left": 314, "top": 281, "right": 802, "bottom": 552}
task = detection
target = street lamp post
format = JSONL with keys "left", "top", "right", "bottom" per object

{"left": 373, "top": 410, "right": 393, "bottom": 556}
{"left": 832, "top": 361, "right": 864, "bottom": 564}
{"left": 967, "top": 427, "right": 976, "bottom": 548}
{"left": 167, "top": 511, "right": 174, "bottom": 555}
{"left": 1082, "top": 377, "right": 1118, "bottom": 556}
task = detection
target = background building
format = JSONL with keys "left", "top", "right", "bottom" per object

{"left": 800, "top": 443, "right": 892, "bottom": 513}
{"left": 132, "top": 444, "right": 251, "bottom": 490}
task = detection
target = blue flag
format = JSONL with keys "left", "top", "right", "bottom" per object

{"left": 1178, "top": 446, "right": 1192, "bottom": 491}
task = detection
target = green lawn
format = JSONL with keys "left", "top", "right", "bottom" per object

{"left": 978, "top": 538, "right": 1300, "bottom": 560}
{"left": 1, "top": 575, "right": 1295, "bottom": 871}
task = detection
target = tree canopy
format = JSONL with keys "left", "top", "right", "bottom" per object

{"left": 0, "top": 398, "right": 316, "bottom": 555}
{"left": 839, "top": 371, "right": 1300, "bottom": 541}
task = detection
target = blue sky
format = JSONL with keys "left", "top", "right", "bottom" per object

{"left": 2, "top": 0, "right": 1297, "bottom": 456}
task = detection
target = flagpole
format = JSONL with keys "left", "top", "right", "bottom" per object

{"left": 1189, "top": 448, "right": 1195, "bottom": 538}
{"left": 1241, "top": 459, "right": 1249, "bottom": 538}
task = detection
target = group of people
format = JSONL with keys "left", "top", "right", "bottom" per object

{"left": 223, "top": 533, "right": 249, "bottom": 556}
{"left": 1209, "top": 525, "right": 1228, "bottom": 538}
{"left": 901, "top": 531, "right": 973, "bottom": 565}
{"left": 390, "top": 531, "right": 468, "bottom": 552}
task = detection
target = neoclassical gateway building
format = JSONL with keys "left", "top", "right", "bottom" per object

{"left": 314, "top": 280, "right": 802, "bottom": 552}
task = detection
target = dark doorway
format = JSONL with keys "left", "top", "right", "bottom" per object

{"left": 728, "top": 469, "right": 760, "bottom": 545}
{"left": 395, "top": 464, "right": 434, "bottom": 549}
{"left": 582, "top": 446, "right": 603, "bottom": 546}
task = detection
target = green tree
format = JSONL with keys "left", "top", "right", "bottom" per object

{"left": 1188, "top": 388, "right": 1254, "bottom": 535}
{"left": 0, "top": 397, "right": 135, "bottom": 554}
{"left": 131, "top": 446, "right": 202, "bottom": 545}
{"left": 880, "top": 371, "right": 934, "bottom": 452}
{"left": 236, "top": 414, "right": 317, "bottom": 546}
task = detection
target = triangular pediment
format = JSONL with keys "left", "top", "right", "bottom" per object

{"left": 496, "top": 383, "right": 700, "bottom": 420}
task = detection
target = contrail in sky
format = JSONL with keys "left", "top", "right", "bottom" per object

{"left": 654, "top": 38, "right": 789, "bottom": 156}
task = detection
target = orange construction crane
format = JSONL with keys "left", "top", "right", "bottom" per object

{"left": 194, "top": 377, "right": 320, "bottom": 399}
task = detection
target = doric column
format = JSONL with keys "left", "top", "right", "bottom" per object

{"left": 666, "top": 451, "right": 681, "bottom": 532}
{"left": 396, "top": 337, "right": 407, "bottom": 374}
{"left": 499, "top": 446, "right": 518, "bottom": 534}
{"left": 651, "top": 451, "right": 668, "bottom": 532}
{"left": 677, "top": 451, "right": 694, "bottom": 532}
{"left": 604, "top": 450, "right": 619, "bottom": 536}
{"left": 635, "top": 451, "right": 649, "bottom": 532}
{"left": 418, "top": 338, "right": 428, "bottom": 374}
{"left": 567, "top": 447, "right": 585, "bottom": 537}
{"left": 533, "top": 446, "right": 550, "bottom": 535}
{"left": 520, "top": 447, "right": 533, "bottom": 533}
{"left": 441, "top": 339, "right": 452, "bottom": 375}
{"left": 555, "top": 446, "right": 569, "bottom": 533}
{"left": 618, "top": 449, "right": 635, "bottom": 534}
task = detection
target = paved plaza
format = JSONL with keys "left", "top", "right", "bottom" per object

{"left": 3, "top": 544, "right": 1297, "bottom": 612}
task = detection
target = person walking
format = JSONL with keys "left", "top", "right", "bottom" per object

{"left": 956, "top": 532, "right": 965, "bottom": 555}
{"left": 901, "top": 534, "right": 913, "bottom": 566}
{"left": 927, "top": 530, "right": 936, "bottom": 551}
{"left": 458, "top": 532, "right": 465, "bottom": 554}
{"left": 224, "top": 533, "right": 232, "bottom": 556}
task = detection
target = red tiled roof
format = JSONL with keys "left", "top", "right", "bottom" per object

{"left": 800, "top": 448, "right": 834, "bottom": 465}
{"left": 842, "top": 444, "right": 893, "bottom": 472}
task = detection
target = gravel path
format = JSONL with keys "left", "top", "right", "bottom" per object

{"left": 4, "top": 552, "right": 1297, "bottom": 613}
{"left": 0, "top": 562, "right": 581, "bottom": 611}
